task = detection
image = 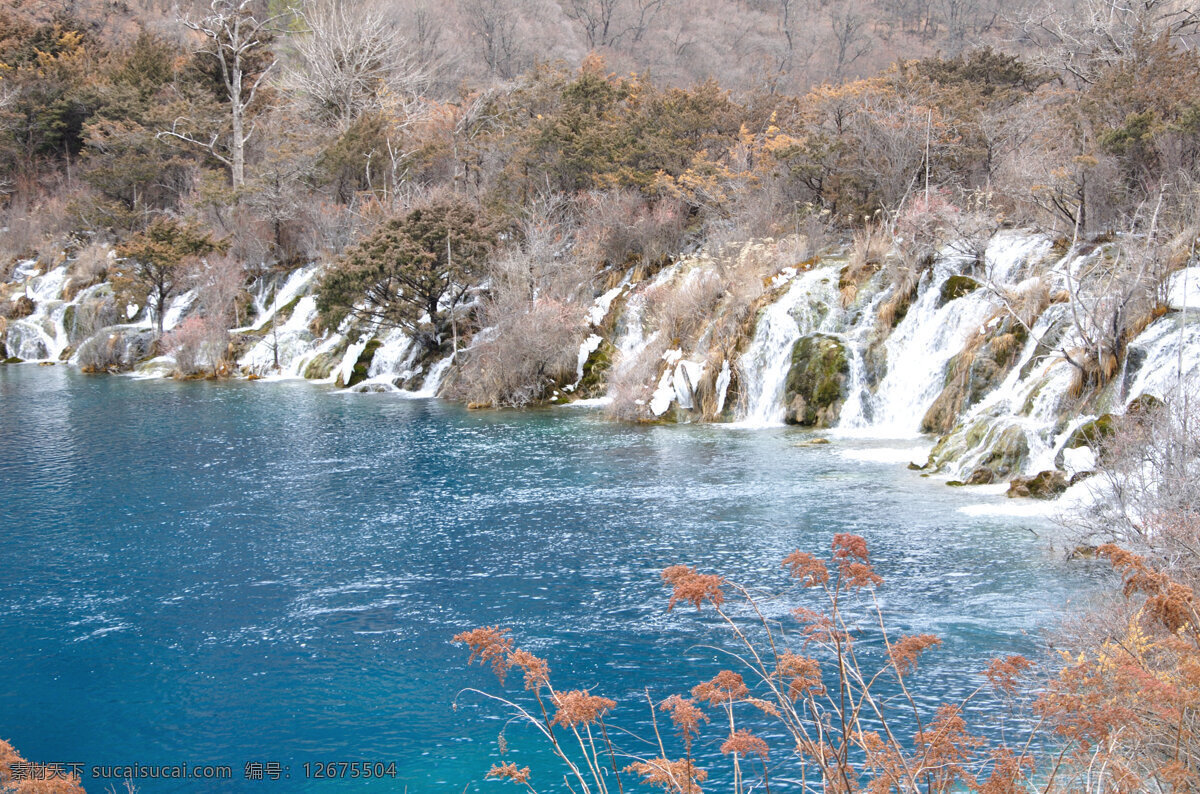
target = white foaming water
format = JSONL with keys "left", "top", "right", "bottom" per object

{"left": 334, "top": 335, "right": 372, "bottom": 386}
{"left": 1123, "top": 313, "right": 1200, "bottom": 405}
{"left": 5, "top": 267, "right": 71, "bottom": 360}
{"left": 412, "top": 355, "right": 452, "bottom": 398}
{"left": 235, "top": 265, "right": 323, "bottom": 333}
{"left": 838, "top": 233, "right": 1051, "bottom": 442}
{"left": 367, "top": 329, "right": 414, "bottom": 379}
{"left": 239, "top": 294, "right": 333, "bottom": 378}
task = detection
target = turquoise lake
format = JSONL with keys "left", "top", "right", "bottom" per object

{"left": 0, "top": 365, "right": 1098, "bottom": 790}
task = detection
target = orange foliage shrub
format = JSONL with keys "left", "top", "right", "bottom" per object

{"left": 0, "top": 741, "right": 85, "bottom": 793}
{"left": 453, "top": 535, "right": 1055, "bottom": 793}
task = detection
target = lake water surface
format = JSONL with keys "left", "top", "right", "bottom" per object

{"left": 0, "top": 365, "right": 1097, "bottom": 790}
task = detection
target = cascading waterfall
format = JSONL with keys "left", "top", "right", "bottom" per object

{"left": 847, "top": 257, "right": 991, "bottom": 436}
{"left": 5, "top": 266, "right": 70, "bottom": 360}
{"left": 735, "top": 265, "right": 844, "bottom": 427}
{"left": 6, "top": 231, "right": 1200, "bottom": 485}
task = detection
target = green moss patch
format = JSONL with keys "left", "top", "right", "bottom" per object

{"left": 343, "top": 338, "right": 383, "bottom": 388}
{"left": 1066, "top": 414, "right": 1114, "bottom": 449}
{"left": 783, "top": 334, "right": 849, "bottom": 427}
{"left": 576, "top": 338, "right": 615, "bottom": 399}
{"left": 939, "top": 275, "right": 980, "bottom": 305}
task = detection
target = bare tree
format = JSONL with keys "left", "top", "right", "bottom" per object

{"left": 460, "top": 0, "right": 524, "bottom": 79}
{"left": 1069, "top": 395, "right": 1200, "bottom": 583}
{"left": 829, "top": 5, "right": 872, "bottom": 80}
{"left": 453, "top": 193, "right": 592, "bottom": 406}
{"left": 159, "top": 0, "right": 283, "bottom": 187}
{"left": 288, "top": 0, "right": 426, "bottom": 130}
{"left": 1020, "top": 0, "right": 1200, "bottom": 86}
{"left": 562, "top": 0, "right": 622, "bottom": 47}
{"left": 560, "top": 0, "right": 667, "bottom": 48}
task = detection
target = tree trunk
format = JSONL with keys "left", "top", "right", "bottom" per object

{"left": 230, "top": 98, "right": 245, "bottom": 188}
{"left": 156, "top": 289, "right": 167, "bottom": 337}
{"left": 230, "top": 58, "right": 245, "bottom": 188}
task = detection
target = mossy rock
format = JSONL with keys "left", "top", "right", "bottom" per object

{"left": 2, "top": 356, "right": 21, "bottom": 364}
{"left": 1066, "top": 414, "right": 1114, "bottom": 449}
{"left": 303, "top": 351, "right": 340, "bottom": 380}
{"left": 977, "top": 425, "right": 1029, "bottom": 478}
{"left": 783, "top": 334, "right": 849, "bottom": 427}
{"left": 939, "top": 275, "right": 980, "bottom": 306}
{"left": 576, "top": 338, "right": 615, "bottom": 399}
{"left": 1126, "top": 393, "right": 1164, "bottom": 417}
{"left": 1006, "top": 469, "right": 1069, "bottom": 499}
{"left": 343, "top": 338, "right": 382, "bottom": 388}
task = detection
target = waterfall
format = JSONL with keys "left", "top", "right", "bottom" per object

{"left": 412, "top": 355, "right": 452, "bottom": 398}
{"left": 848, "top": 258, "right": 993, "bottom": 436}
{"left": 735, "top": 266, "right": 842, "bottom": 427}
{"left": 736, "top": 280, "right": 806, "bottom": 426}
{"left": 838, "top": 233, "right": 1052, "bottom": 439}
{"left": 5, "top": 229, "right": 1198, "bottom": 489}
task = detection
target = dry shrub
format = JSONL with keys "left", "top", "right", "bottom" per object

{"left": 576, "top": 189, "right": 688, "bottom": 267}
{"left": 64, "top": 242, "right": 112, "bottom": 300}
{"left": 76, "top": 329, "right": 153, "bottom": 372}
{"left": 0, "top": 194, "right": 70, "bottom": 267}
{"left": 1071, "top": 395, "right": 1200, "bottom": 583}
{"left": 1046, "top": 392, "right": 1200, "bottom": 792}
{"left": 0, "top": 738, "right": 85, "bottom": 792}
{"left": 876, "top": 273, "right": 920, "bottom": 330}
{"left": 299, "top": 198, "right": 372, "bottom": 262}
{"left": 644, "top": 269, "right": 725, "bottom": 345}
{"left": 1061, "top": 238, "right": 1164, "bottom": 399}
{"left": 605, "top": 332, "right": 670, "bottom": 421}
{"left": 840, "top": 219, "right": 889, "bottom": 306}
{"left": 1002, "top": 276, "right": 1051, "bottom": 329}
{"left": 704, "top": 179, "right": 780, "bottom": 250}
{"left": 188, "top": 254, "right": 247, "bottom": 328}
{"left": 457, "top": 296, "right": 585, "bottom": 406}
{"left": 795, "top": 205, "right": 834, "bottom": 261}
{"left": 454, "top": 201, "right": 594, "bottom": 406}
{"left": 894, "top": 189, "right": 960, "bottom": 268}
{"left": 165, "top": 314, "right": 230, "bottom": 377}
{"left": 1041, "top": 543, "right": 1200, "bottom": 793}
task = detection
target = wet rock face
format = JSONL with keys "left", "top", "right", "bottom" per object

{"left": 922, "top": 318, "right": 1028, "bottom": 435}
{"left": 964, "top": 467, "right": 995, "bottom": 485}
{"left": 1006, "top": 469, "right": 1069, "bottom": 499}
{"left": 342, "top": 339, "right": 382, "bottom": 388}
{"left": 784, "top": 334, "right": 849, "bottom": 427}
{"left": 303, "top": 351, "right": 339, "bottom": 380}
{"left": 6, "top": 296, "right": 36, "bottom": 319}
